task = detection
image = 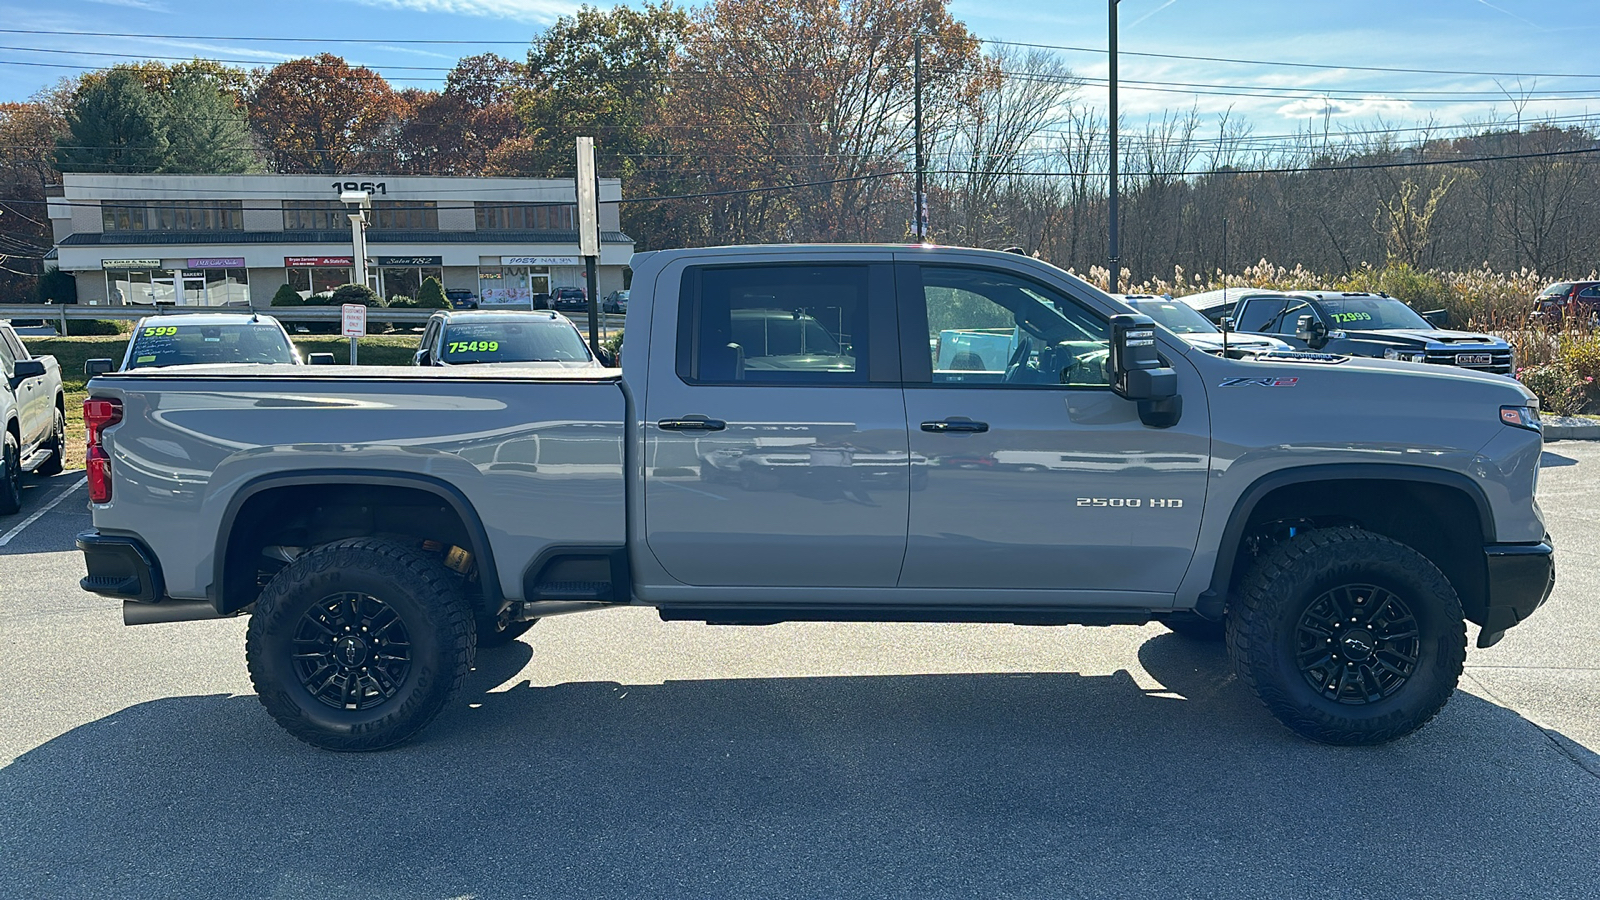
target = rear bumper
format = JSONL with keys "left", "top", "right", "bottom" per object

{"left": 76, "top": 531, "right": 166, "bottom": 603}
{"left": 1477, "top": 539, "right": 1556, "bottom": 647}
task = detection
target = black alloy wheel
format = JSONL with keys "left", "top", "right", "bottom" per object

{"left": 1294, "top": 584, "right": 1419, "bottom": 705}
{"left": 1227, "top": 527, "right": 1465, "bottom": 745}
{"left": 292, "top": 591, "right": 413, "bottom": 711}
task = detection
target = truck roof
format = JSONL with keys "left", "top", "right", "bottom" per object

{"left": 133, "top": 312, "right": 283, "bottom": 327}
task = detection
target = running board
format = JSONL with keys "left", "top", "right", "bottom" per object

{"left": 123, "top": 600, "right": 239, "bottom": 626}
{"left": 18, "top": 448, "right": 52, "bottom": 470}
{"left": 657, "top": 605, "right": 1153, "bottom": 627}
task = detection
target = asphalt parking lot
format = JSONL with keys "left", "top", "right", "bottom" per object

{"left": 2, "top": 444, "right": 1598, "bottom": 899}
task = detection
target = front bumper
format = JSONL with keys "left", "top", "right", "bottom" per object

{"left": 1477, "top": 539, "right": 1556, "bottom": 648}
{"left": 77, "top": 531, "right": 166, "bottom": 603}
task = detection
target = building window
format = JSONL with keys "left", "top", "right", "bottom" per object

{"left": 105, "top": 269, "right": 156, "bottom": 305}
{"left": 372, "top": 200, "right": 437, "bottom": 231}
{"left": 284, "top": 200, "right": 348, "bottom": 231}
{"left": 378, "top": 266, "right": 444, "bottom": 303}
{"left": 287, "top": 267, "right": 354, "bottom": 297}
{"left": 478, "top": 266, "right": 550, "bottom": 307}
{"left": 102, "top": 201, "right": 244, "bottom": 232}
{"left": 475, "top": 203, "right": 575, "bottom": 231}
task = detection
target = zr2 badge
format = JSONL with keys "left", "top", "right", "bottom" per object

{"left": 1219, "top": 376, "right": 1299, "bottom": 387}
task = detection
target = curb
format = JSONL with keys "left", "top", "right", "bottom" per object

{"left": 1543, "top": 415, "right": 1600, "bottom": 441}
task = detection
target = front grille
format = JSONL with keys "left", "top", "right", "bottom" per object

{"left": 1424, "top": 347, "right": 1513, "bottom": 375}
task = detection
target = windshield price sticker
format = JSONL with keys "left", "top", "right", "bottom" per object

{"left": 1331, "top": 312, "right": 1373, "bottom": 323}
{"left": 144, "top": 326, "right": 178, "bottom": 337}
{"left": 448, "top": 341, "right": 500, "bottom": 354}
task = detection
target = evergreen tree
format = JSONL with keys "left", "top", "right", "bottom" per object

{"left": 54, "top": 70, "right": 168, "bottom": 173}
{"left": 415, "top": 277, "right": 449, "bottom": 309}
{"left": 161, "top": 72, "right": 258, "bottom": 174}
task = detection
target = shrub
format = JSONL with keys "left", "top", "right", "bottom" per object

{"left": 270, "top": 284, "right": 302, "bottom": 307}
{"left": 330, "top": 283, "right": 382, "bottom": 307}
{"left": 66, "top": 318, "right": 127, "bottom": 336}
{"left": 1517, "top": 363, "right": 1592, "bottom": 417}
{"left": 415, "top": 277, "right": 450, "bottom": 310}
{"left": 387, "top": 295, "right": 414, "bottom": 309}
{"left": 36, "top": 266, "right": 77, "bottom": 305}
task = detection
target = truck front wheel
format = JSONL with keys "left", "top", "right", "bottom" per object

{"left": 246, "top": 538, "right": 476, "bottom": 751}
{"left": 1226, "top": 527, "right": 1466, "bottom": 745}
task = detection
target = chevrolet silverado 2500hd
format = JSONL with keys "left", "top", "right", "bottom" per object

{"left": 75, "top": 245, "right": 1555, "bottom": 750}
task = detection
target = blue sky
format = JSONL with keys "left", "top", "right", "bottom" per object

{"left": 5, "top": 0, "right": 1596, "bottom": 137}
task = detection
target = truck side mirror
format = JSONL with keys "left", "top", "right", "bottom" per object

{"left": 306, "top": 352, "right": 337, "bottom": 366}
{"left": 85, "top": 358, "right": 115, "bottom": 377}
{"left": 1109, "top": 314, "right": 1182, "bottom": 428}
{"left": 1295, "top": 314, "right": 1329, "bottom": 349}
{"left": 413, "top": 348, "right": 431, "bottom": 366}
{"left": 1422, "top": 308, "right": 1451, "bottom": 328}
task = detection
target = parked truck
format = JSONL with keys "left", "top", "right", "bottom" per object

{"left": 75, "top": 245, "right": 1555, "bottom": 751}
{"left": 1, "top": 320, "right": 65, "bottom": 514}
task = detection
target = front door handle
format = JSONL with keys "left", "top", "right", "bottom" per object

{"left": 921, "top": 418, "right": 989, "bottom": 434}
{"left": 658, "top": 415, "right": 726, "bottom": 432}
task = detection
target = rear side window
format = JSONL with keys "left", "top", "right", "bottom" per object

{"left": 126, "top": 323, "right": 295, "bottom": 367}
{"left": 678, "top": 264, "right": 872, "bottom": 384}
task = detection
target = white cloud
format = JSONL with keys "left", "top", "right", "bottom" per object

{"left": 348, "top": 0, "right": 576, "bottom": 23}
{"left": 1276, "top": 96, "right": 1415, "bottom": 119}
{"left": 83, "top": 0, "right": 170, "bottom": 11}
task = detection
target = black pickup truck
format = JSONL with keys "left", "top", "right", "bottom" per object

{"left": 1220, "top": 291, "right": 1513, "bottom": 376}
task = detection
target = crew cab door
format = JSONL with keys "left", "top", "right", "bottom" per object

{"left": 0, "top": 329, "right": 46, "bottom": 446}
{"left": 641, "top": 258, "right": 909, "bottom": 587}
{"left": 894, "top": 259, "right": 1209, "bottom": 595}
{"left": 1234, "top": 295, "right": 1320, "bottom": 349}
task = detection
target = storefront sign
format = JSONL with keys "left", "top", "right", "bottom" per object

{"left": 101, "top": 258, "right": 161, "bottom": 269}
{"left": 501, "top": 256, "right": 579, "bottom": 266}
{"left": 285, "top": 256, "right": 354, "bottom": 267}
{"left": 187, "top": 257, "right": 245, "bottom": 269}
{"left": 376, "top": 256, "right": 442, "bottom": 267}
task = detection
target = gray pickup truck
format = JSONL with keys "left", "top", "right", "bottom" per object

{"left": 75, "top": 245, "right": 1555, "bottom": 751}
{"left": 1, "top": 321, "right": 66, "bottom": 513}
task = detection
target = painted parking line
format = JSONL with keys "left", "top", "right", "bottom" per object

{"left": 0, "top": 477, "right": 87, "bottom": 547}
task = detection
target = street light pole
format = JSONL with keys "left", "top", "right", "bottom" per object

{"left": 1108, "top": 0, "right": 1120, "bottom": 294}
{"left": 914, "top": 32, "right": 926, "bottom": 242}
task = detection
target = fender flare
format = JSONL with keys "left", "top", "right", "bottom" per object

{"left": 1195, "top": 463, "right": 1495, "bottom": 618}
{"left": 212, "top": 469, "right": 502, "bottom": 615}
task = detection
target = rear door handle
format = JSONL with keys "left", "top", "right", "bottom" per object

{"left": 658, "top": 415, "right": 726, "bottom": 432}
{"left": 921, "top": 418, "right": 989, "bottom": 434}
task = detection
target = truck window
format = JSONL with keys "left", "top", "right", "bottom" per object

{"left": 0, "top": 331, "right": 14, "bottom": 377}
{"left": 679, "top": 264, "right": 871, "bottom": 384}
{"left": 1236, "top": 298, "right": 1288, "bottom": 333}
{"left": 914, "top": 266, "right": 1110, "bottom": 388}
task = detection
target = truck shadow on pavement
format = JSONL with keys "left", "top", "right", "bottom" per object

{"left": 3, "top": 633, "right": 1599, "bottom": 899}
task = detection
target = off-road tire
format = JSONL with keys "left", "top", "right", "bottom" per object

{"left": 246, "top": 538, "right": 476, "bottom": 751}
{"left": 1226, "top": 527, "right": 1466, "bottom": 745}
{"left": 0, "top": 430, "right": 20, "bottom": 515}
{"left": 35, "top": 406, "right": 65, "bottom": 476}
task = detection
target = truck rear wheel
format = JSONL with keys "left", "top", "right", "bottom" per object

{"left": 36, "top": 407, "right": 65, "bottom": 476}
{"left": 246, "top": 538, "right": 475, "bottom": 751}
{"left": 1226, "top": 527, "right": 1465, "bottom": 745}
{"left": 0, "top": 431, "right": 20, "bottom": 515}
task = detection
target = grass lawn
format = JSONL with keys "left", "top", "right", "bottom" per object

{"left": 21, "top": 334, "right": 421, "bottom": 470}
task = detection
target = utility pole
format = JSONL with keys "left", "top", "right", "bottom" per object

{"left": 914, "top": 32, "right": 926, "bottom": 242}
{"left": 576, "top": 136, "right": 602, "bottom": 354}
{"left": 1107, "top": 0, "right": 1120, "bottom": 293}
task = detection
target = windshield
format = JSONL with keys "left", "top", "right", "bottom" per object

{"left": 126, "top": 323, "right": 295, "bottom": 367}
{"left": 440, "top": 320, "right": 592, "bottom": 364}
{"left": 1540, "top": 283, "right": 1573, "bottom": 299}
{"left": 1123, "top": 298, "right": 1219, "bottom": 334}
{"left": 1318, "top": 297, "right": 1432, "bottom": 330}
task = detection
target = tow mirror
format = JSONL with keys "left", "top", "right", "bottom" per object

{"left": 1295, "top": 314, "right": 1329, "bottom": 349}
{"left": 413, "top": 348, "right": 432, "bottom": 366}
{"left": 306, "top": 352, "right": 337, "bottom": 366}
{"left": 1422, "top": 308, "right": 1451, "bottom": 328}
{"left": 85, "top": 358, "right": 115, "bottom": 377}
{"left": 12, "top": 358, "right": 46, "bottom": 381}
{"left": 1109, "top": 314, "right": 1182, "bottom": 428}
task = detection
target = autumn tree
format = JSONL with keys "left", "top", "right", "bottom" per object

{"left": 497, "top": 3, "right": 690, "bottom": 179}
{"left": 249, "top": 55, "right": 407, "bottom": 173}
{"left": 0, "top": 98, "right": 64, "bottom": 300}
{"left": 663, "top": 0, "right": 986, "bottom": 245}
{"left": 400, "top": 54, "right": 524, "bottom": 175}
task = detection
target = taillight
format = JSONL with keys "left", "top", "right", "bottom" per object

{"left": 84, "top": 398, "right": 122, "bottom": 503}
